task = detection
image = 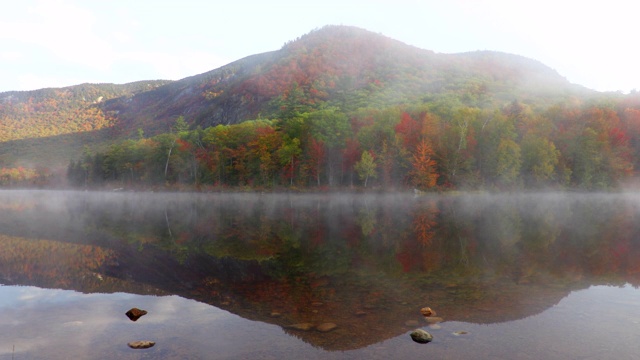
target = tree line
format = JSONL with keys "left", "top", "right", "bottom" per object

{"left": 67, "top": 97, "right": 640, "bottom": 190}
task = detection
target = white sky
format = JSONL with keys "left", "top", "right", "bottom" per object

{"left": 0, "top": 0, "right": 637, "bottom": 93}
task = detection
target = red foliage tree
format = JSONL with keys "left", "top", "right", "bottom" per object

{"left": 395, "top": 112, "right": 421, "bottom": 151}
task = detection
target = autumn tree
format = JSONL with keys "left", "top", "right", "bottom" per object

{"left": 354, "top": 151, "right": 377, "bottom": 187}
{"left": 307, "top": 137, "right": 325, "bottom": 186}
{"left": 475, "top": 109, "right": 519, "bottom": 186}
{"left": 341, "top": 138, "right": 361, "bottom": 186}
{"left": 395, "top": 112, "right": 421, "bottom": 152}
{"left": 307, "top": 107, "right": 350, "bottom": 185}
{"left": 521, "top": 135, "right": 559, "bottom": 186}
{"left": 410, "top": 139, "right": 438, "bottom": 190}
{"left": 249, "top": 125, "right": 283, "bottom": 186}
{"left": 278, "top": 136, "right": 302, "bottom": 185}
{"left": 435, "top": 106, "right": 477, "bottom": 187}
{"left": 356, "top": 107, "right": 408, "bottom": 187}
{"left": 495, "top": 138, "right": 522, "bottom": 186}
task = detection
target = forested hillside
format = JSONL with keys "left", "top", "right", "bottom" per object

{"left": 2, "top": 25, "right": 639, "bottom": 190}
{"left": 0, "top": 81, "right": 170, "bottom": 177}
{"left": 0, "top": 81, "right": 170, "bottom": 141}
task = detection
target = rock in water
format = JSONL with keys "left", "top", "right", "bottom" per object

{"left": 316, "top": 323, "right": 337, "bottom": 332}
{"left": 420, "top": 307, "right": 436, "bottom": 317}
{"left": 410, "top": 329, "right": 433, "bottom": 344}
{"left": 128, "top": 340, "right": 155, "bottom": 349}
{"left": 125, "top": 308, "right": 148, "bottom": 321}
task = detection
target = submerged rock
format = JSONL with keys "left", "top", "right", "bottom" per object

{"left": 316, "top": 323, "right": 337, "bottom": 332}
{"left": 410, "top": 329, "right": 433, "bottom": 344}
{"left": 423, "top": 316, "right": 444, "bottom": 324}
{"left": 404, "top": 320, "right": 420, "bottom": 327}
{"left": 125, "top": 308, "right": 148, "bottom": 322}
{"left": 128, "top": 340, "right": 155, "bottom": 349}
{"left": 285, "top": 323, "right": 314, "bottom": 331}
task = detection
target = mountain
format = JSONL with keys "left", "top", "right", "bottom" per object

{"left": 0, "top": 25, "right": 596, "bottom": 169}
{"left": 103, "top": 26, "right": 590, "bottom": 134}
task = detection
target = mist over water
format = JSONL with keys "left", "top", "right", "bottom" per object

{"left": 0, "top": 190, "right": 640, "bottom": 358}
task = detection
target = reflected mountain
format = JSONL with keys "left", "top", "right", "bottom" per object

{"left": 0, "top": 190, "right": 639, "bottom": 350}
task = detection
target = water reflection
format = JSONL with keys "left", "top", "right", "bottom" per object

{"left": 0, "top": 286, "right": 308, "bottom": 360}
{"left": 1, "top": 190, "right": 640, "bottom": 357}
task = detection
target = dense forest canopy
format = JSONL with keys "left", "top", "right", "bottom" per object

{"left": 1, "top": 25, "right": 639, "bottom": 190}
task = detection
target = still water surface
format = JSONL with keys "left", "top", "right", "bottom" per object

{"left": 0, "top": 190, "right": 639, "bottom": 359}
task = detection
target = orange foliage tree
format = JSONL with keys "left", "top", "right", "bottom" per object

{"left": 410, "top": 139, "right": 438, "bottom": 189}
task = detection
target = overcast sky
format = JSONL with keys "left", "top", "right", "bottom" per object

{"left": 0, "top": 0, "right": 637, "bottom": 93}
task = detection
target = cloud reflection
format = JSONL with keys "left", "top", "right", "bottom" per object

{"left": 0, "top": 285, "right": 269, "bottom": 359}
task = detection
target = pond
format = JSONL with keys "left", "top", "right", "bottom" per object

{"left": 0, "top": 190, "right": 639, "bottom": 359}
